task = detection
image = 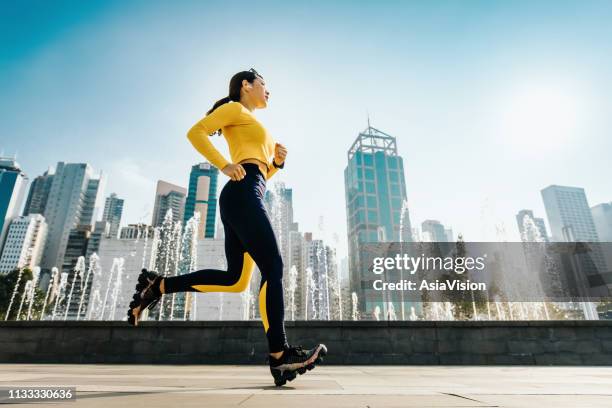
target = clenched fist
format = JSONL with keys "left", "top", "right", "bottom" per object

{"left": 274, "top": 142, "right": 287, "bottom": 165}
{"left": 221, "top": 163, "right": 246, "bottom": 181}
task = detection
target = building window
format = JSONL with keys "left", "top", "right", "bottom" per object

{"left": 367, "top": 196, "right": 377, "bottom": 208}
{"left": 368, "top": 210, "right": 378, "bottom": 222}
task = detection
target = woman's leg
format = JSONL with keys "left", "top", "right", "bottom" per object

{"left": 162, "top": 216, "right": 256, "bottom": 294}
{"left": 222, "top": 200, "right": 288, "bottom": 354}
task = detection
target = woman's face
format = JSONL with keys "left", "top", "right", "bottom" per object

{"left": 244, "top": 76, "right": 270, "bottom": 109}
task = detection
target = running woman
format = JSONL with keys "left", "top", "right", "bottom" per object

{"left": 127, "top": 68, "right": 327, "bottom": 386}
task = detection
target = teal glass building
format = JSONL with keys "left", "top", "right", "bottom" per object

{"left": 183, "top": 162, "right": 219, "bottom": 239}
{"left": 344, "top": 125, "right": 414, "bottom": 318}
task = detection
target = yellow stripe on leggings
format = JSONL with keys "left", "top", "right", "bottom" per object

{"left": 259, "top": 281, "right": 269, "bottom": 332}
{"left": 190, "top": 252, "right": 255, "bottom": 293}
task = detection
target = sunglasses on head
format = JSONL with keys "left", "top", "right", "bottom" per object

{"left": 249, "top": 68, "right": 262, "bottom": 77}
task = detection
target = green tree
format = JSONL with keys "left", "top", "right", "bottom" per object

{"left": 0, "top": 268, "right": 46, "bottom": 320}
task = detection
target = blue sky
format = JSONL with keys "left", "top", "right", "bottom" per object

{"left": 2, "top": 0, "right": 612, "bottom": 258}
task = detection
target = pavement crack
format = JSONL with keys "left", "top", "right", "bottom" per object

{"left": 238, "top": 393, "right": 255, "bottom": 406}
{"left": 442, "top": 392, "right": 486, "bottom": 403}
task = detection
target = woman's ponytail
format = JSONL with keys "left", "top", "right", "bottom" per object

{"left": 206, "top": 96, "right": 232, "bottom": 116}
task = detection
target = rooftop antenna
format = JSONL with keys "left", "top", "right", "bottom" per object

{"left": 366, "top": 109, "right": 372, "bottom": 136}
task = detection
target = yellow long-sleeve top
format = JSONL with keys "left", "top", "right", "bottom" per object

{"left": 186, "top": 101, "right": 280, "bottom": 180}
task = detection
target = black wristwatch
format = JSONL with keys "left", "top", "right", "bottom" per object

{"left": 272, "top": 159, "right": 284, "bottom": 169}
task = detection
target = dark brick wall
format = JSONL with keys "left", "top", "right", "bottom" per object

{"left": 1, "top": 321, "right": 612, "bottom": 365}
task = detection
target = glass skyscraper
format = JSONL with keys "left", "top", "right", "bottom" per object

{"left": 541, "top": 184, "right": 610, "bottom": 304}
{"left": 183, "top": 162, "right": 218, "bottom": 239}
{"left": 151, "top": 180, "right": 186, "bottom": 227}
{"left": 344, "top": 124, "right": 412, "bottom": 316}
{"left": 0, "top": 157, "right": 28, "bottom": 256}
{"left": 41, "top": 162, "right": 104, "bottom": 271}
{"left": 102, "top": 193, "right": 124, "bottom": 239}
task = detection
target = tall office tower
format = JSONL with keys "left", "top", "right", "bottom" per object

{"left": 41, "top": 162, "right": 104, "bottom": 271}
{"left": 22, "top": 169, "right": 53, "bottom": 216}
{"left": 541, "top": 185, "right": 600, "bottom": 242}
{"left": 592, "top": 202, "right": 612, "bottom": 242}
{"left": 263, "top": 183, "right": 296, "bottom": 303}
{"left": 516, "top": 209, "right": 549, "bottom": 242}
{"left": 287, "top": 230, "right": 306, "bottom": 319}
{"left": 421, "top": 220, "right": 449, "bottom": 242}
{"left": 183, "top": 163, "right": 218, "bottom": 239}
{"left": 541, "top": 185, "right": 609, "bottom": 302}
{"left": 0, "top": 214, "right": 47, "bottom": 275}
{"left": 151, "top": 180, "right": 186, "bottom": 227}
{"left": 344, "top": 124, "right": 409, "bottom": 314}
{"left": 0, "top": 158, "right": 29, "bottom": 255}
{"left": 102, "top": 193, "right": 124, "bottom": 239}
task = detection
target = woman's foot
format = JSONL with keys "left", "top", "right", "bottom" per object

{"left": 127, "top": 269, "right": 163, "bottom": 326}
{"left": 268, "top": 344, "right": 327, "bottom": 386}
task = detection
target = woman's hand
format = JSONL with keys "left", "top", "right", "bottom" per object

{"left": 274, "top": 142, "right": 287, "bottom": 165}
{"left": 222, "top": 163, "right": 246, "bottom": 181}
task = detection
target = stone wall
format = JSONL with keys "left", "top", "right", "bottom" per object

{"left": 1, "top": 321, "right": 611, "bottom": 365}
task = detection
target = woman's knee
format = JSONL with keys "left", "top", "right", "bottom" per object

{"left": 226, "top": 254, "right": 255, "bottom": 292}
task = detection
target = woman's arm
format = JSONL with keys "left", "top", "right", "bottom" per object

{"left": 266, "top": 142, "right": 287, "bottom": 180}
{"left": 186, "top": 102, "right": 241, "bottom": 171}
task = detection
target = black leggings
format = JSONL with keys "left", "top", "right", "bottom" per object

{"left": 164, "top": 163, "right": 288, "bottom": 353}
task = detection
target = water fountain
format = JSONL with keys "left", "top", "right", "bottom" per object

{"left": 4, "top": 268, "right": 24, "bottom": 320}
{"left": 25, "top": 267, "right": 40, "bottom": 320}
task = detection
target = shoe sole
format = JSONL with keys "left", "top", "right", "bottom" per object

{"left": 271, "top": 344, "right": 327, "bottom": 386}
{"left": 127, "top": 270, "right": 159, "bottom": 326}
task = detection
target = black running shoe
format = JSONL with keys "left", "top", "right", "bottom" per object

{"left": 127, "top": 269, "right": 163, "bottom": 326}
{"left": 268, "top": 343, "right": 327, "bottom": 386}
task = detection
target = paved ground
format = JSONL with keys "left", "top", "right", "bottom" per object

{"left": 1, "top": 365, "right": 611, "bottom": 407}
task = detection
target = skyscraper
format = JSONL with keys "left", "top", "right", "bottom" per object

{"left": 515, "top": 209, "right": 549, "bottom": 242}
{"left": 344, "top": 124, "right": 409, "bottom": 315}
{"left": 0, "top": 157, "right": 29, "bottom": 255}
{"left": 22, "top": 169, "right": 54, "bottom": 216}
{"left": 0, "top": 214, "right": 47, "bottom": 275}
{"left": 264, "top": 183, "right": 301, "bottom": 317}
{"left": 541, "top": 185, "right": 609, "bottom": 302}
{"left": 183, "top": 163, "right": 218, "bottom": 239}
{"left": 102, "top": 193, "right": 124, "bottom": 239}
{"left": 41, "top": 162, "right": 104, "bottom": 271}
{"left": 541, "top": 185, "right": 599, "bottom": 242}
{"left": 152, "top": 180, "right": 186, "bottom": 227}
{"left": 591, "top": 202, "right": 612, "bottom": 242}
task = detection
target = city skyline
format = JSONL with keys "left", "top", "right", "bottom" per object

{"left": 2, "top": 1, "right": 612, "bottom": 259}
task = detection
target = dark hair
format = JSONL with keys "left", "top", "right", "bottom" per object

{"left": 206, "top": 69, "right": 263, "bottom": 135}
{"left": 206, "top": 68, "right": 263, "bottom": 136}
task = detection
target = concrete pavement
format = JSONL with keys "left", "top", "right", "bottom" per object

{"left": 1, "top": 364, "right": 611, "bottom": 407}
